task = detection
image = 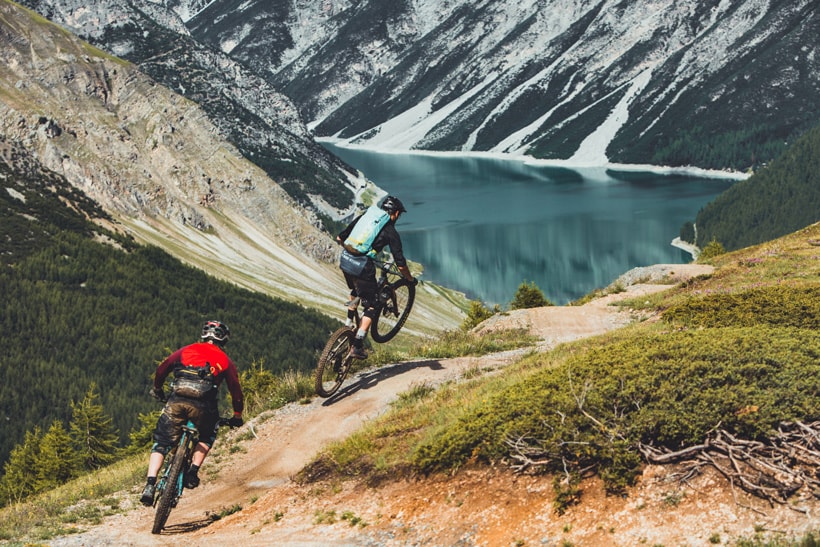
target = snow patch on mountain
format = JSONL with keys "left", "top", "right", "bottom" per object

{"left": 569, "top": 69, "right": 653, "bottom": 165}
{"left": 348, "top": 74, "right": 498, "bottom": 150}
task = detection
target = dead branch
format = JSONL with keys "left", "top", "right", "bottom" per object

{"left": 640, "top": 422, "right": 820, "bottom": 505}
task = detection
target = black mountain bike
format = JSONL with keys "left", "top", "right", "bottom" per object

{"left": 148, "top": 416, "right": 232, "bottom": 534}
{"left": 314, "top": 260, "right": 416, "bottom": 398}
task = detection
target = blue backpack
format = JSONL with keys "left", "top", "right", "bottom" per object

{"left": 344, "top": 206, "right": 390, "bottom": 258}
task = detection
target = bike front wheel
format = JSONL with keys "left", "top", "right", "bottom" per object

{"left": 314, "top": 327, "right": 355, "bottom": 398}
{"left": 371, "top": 281, "right": 415, "bottom": 343}
{"left": 152, "top": 443, "right": 187, "bottom": 534}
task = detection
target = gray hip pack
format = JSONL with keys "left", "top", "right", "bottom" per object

{"left": 340, "top": 249, "right": 369, "bottom": 276}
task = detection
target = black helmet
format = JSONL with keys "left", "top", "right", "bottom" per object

{"left": 381, "top": 195, "right": 407, "bottom": 214}
{"left": 201, "top": 320, "right": 230, "bottom": 345}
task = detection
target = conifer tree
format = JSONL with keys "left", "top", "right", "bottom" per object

{"left": 69, "top": 383, "right": 119, "bottom": 470}
{"left": 0, "top": 427, "right": 42, "bottom": 505}
{"left": 35, "top": 420, "right": 80, "bottom": 490}
{"left": 510, "top": 280, "right": 552, "bottom": 310}
{"left": 461, "top": 300, "right": 499, "bottom": 331}
{"left": 127, "top": 410, "right": 161, "bottom": 454}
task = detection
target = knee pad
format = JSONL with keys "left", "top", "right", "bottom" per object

{"left": 151, "top": 443, "right": 170, "bottom": 456}
{"left": 363, "top": 306, "right": 378, "bottom": 320}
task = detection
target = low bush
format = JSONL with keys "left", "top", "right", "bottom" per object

{"left": 662, "top": 286, "right": 820, "bottom": 329}
{"left": 510, "top": 281, "right": 553, "bottom": 310}
{"left": 412, "top": 326, "right": 820, "bottom": 494}
{"left": 461, "top": 300, "right": 498, "bottom": 330}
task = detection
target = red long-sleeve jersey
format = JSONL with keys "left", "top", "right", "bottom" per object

{"left": 154, "top": 341, "right": 244, "bottom": 415}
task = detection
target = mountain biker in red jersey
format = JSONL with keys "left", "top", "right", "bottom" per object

{"left": 336, "top": 195, "right": 417, "bottom": 359}
{"left": 140, "top": 320, "right": 244, "bottom": 506}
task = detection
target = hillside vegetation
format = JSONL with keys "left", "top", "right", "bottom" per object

{"left": 303, "top": 221, "right": 820, "bottom": 515}
{"left": 684, "top": 123, "right": 820, "bottom": 251}
{"left": 0, "top": 149, "right": 340, "bottom": 468}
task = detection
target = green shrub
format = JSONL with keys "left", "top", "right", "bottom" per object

{"left": 461, "top": 300, "right": 498, "bottom": 330}
{"left": 552, "top": 474, "right": 582, "bottom": 515}
{"left": 510, "top": 281, "right": 552, "bottom": 310}
{"left": 698, "top": 238, "right": 726, "bottom": 261}
{"left": 412, "top": 326, "right": 820, "bottom": 493}
{"left": 662, "top": 286, "right": 820, "bottom": 329}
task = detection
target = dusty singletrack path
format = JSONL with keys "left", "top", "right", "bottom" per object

{"left": 50, "top": 265, "right": 816, "bottom": 546}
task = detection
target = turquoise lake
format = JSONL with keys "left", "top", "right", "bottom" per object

{"left": 324, "top": 144, "right": 735, "bottom": 305}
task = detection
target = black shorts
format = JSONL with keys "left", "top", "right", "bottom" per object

{"left": 343, "top": 263, "right": 378, "bottom": 310}
{"left": 152, "top": 395, "right": 219, "bottom": 453}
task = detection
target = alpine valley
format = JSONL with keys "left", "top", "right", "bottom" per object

{"left": 1, "top": 0, "right": 820, "bottom": 543}
{"left": 0, "top": 0, "right": 814, "bottom": 377}
{"left": 2, "top": 0, "right": 813, "bottom": 316}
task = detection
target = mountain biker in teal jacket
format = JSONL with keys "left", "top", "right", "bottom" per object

{"left": 140, "top": 320, "right": 244, "bottom": 506}
{"left": 336, "top": 195, "right": 417, "bottom": 359}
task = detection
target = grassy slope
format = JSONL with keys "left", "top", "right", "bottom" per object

{"left": 3, "top": 222, "right": 818, "bottom": 542}
{"left": 304, "top": 221, "right": 820, "bottom": 497}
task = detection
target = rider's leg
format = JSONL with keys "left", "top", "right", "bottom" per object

{"left": 356, "top": 315, "right": 372, "bottom": 340}
{"left": 350, "top": 270, "right": 378, "bottom": 358}
{"left": 350, "top": 309, "right": 375, "bottom": 358}
{"left": 184, "top": 442, "right": 210, "bottom": 489}
{"left": 190, "top": 442, "right": 210, "bottom": 467}
{"left": 147, "top": 451, "right": 165, "bottom": 478}
{"left": 186, "top": 408, "right": 218, "bottom": 489}
{"left": 142, "top": 401, "right": 180, "bottom": 503}
{"left": 344, "top": 274, "right": 361, "bottom": 326}
{"left": 141, "top": 447, "right": 168, "bottom": 505}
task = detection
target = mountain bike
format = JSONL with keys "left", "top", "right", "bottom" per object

{"left": 314, "top": 259, "right": 416, "bottom": 398}
{"left": 148, "top": 416, "right": 231, "bottom": 534}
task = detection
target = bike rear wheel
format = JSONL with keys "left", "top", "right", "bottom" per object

{"left": 371, "top": 281, "right": 415, "bottom": 343}
{"left": 152, "top": 442, "right": 187, "bottom": 534}
{"left": 314, "top": 327, "right": 355, "bottom": 398}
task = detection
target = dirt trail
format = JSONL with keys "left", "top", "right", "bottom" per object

{"left": 47, "top": 264, "right": 818, "bottom": 546}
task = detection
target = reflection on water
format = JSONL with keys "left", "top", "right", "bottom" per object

{"left": 324, "top": 144, "right": 733, "bottom": 305}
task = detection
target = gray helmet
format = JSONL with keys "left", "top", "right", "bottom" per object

{"left": 201, "top": 320, "right": 230, "bottom": 345}
{"left": 381, "top": 195, "right": 407, "bottom": 214}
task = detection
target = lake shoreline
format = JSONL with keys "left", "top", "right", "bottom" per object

{"left": 318, "top": 138, "right": 749, "bottom": 182}
{"left": 671, "top": 237, "right": 699, "bottom": 260}
{"left": 321, "top": 143, "right": 732, "bottom": 304}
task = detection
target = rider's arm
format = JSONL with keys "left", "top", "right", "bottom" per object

{"left": 382, "top": 225, "right": 415, "bottom": 282}
{"left": 224, "top": 362, "right": 244, "bottom": 417}
{"left": 398, "top": 264, "right": 415, "bottom": 282}
{"left": 154, "top": 348, "right": 184, "bottom": 389}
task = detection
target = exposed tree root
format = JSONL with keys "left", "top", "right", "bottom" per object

{"left": 638, "top": 421, "right": 820, "bottom": 504}
{"left": 505, "top": 421, "right": 820, "bottom": 507}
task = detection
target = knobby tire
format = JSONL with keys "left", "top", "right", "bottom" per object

{"left": 152, "top": 440, "right": 188, "bottom": 534}
{"left": 371, "top": 281, "right": 415, "bottom": 343}
{"left": 314, "top": 327, "right": 355, "bottom": 398}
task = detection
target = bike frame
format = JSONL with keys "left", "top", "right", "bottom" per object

{"left": 349, "top": 259, "right": 405, "bottom": 325}
{"left": 155, "top": 419, "right": 197, "bottom": 505}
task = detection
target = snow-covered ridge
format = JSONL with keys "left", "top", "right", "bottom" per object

{"left": 186, "top": 0, "right": 816, "bottom": 172}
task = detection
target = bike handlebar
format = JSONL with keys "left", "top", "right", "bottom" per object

{"left": 217, "top": 417, "right": 243, "bottom": 429}
{"left": 375, "top": 258, "right": 413, "bottom": 276}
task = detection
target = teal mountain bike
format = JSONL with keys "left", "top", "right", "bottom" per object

{"left": 148, "top": 416, "right": 232, "bottom": 534}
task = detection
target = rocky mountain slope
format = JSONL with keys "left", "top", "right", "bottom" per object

{"left": 19, "top": 0, "right": 817, "bottom": 175}
{"left": 0, "top": 0, "right": 464, "bottom": 327}
{"left": 182, "top": 0, "right": 818, "bottom": 171}
{"left": 19, "top": 0, "right": 361, "bottom": 213}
